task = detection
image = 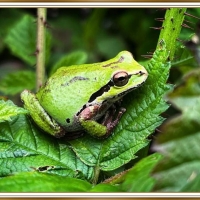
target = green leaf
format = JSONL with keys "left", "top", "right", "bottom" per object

{"left": 0, "top": 9, "right": 25, "bottom": 53}
{"left": 167, "top": 69, "right": 200, "bottom": 111}
{"left": 68, "top": 41, "right": 171, "bottom": 181}
{"left": 172, "top": 44, "right": 195, "bottom": 67}
{"left": 0, "top": 100, "right": 27, "bottom": 123}
{"left": 0, "top": 172, "right": 92, "bottom": 192}
{"left": 0, "top": 9, "right": 24, "bottom": 38}
{"left": 96, "top": 34, "right": 127, "bottom": 59}
{"left": 0, "top": 114, "right": 93, "bottom": 181}
{"left": 4, "top": 15, "right": 37, "bottom": 66}
{"left": 90, "top": 183, "right": 121, "bottom": 192}
{"left": 4, "top": 14, "right": 52, "bottom": 66}
{"left": 152, "top": 98, "right": 200, "bottom": 191}
{"left": 120, "top": 153, "right": 163, "bottom": 192}
{"left": 0, "top": 70, "right": 36, "bottom": 95}
{"left": 180, "top": 175, "right": 200, "bottom": 192}
{"left": 50, "top": 51, "right": 88, "bottom": 75}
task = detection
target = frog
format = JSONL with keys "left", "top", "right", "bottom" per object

{"left": 21, "top": 51, "right": 148, "bottom": 139}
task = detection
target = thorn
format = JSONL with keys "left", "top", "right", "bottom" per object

{"left": 35, "top": 49, "right": 39, "bottom": 55}
{"left": 29, "top": 49, "right": 39, "bottom": 57}
{"left": 149, "top": 49, "right": 156, "bottom": 52}
{"left": 155, "top": 18, "right": 164, "bottom": 22}
{"left": 44, "top": 21, "right": 52, "bottom": 30}
{"left": 141, "top": 50, "right": 155, "bottom": 59}
{"left": 184, "top": 19, "right": 194, "bottom": 24}
{"left": 184, "top": 12, "right": 200, "bottom": 20}
{"left": 176, "top": 38, "right": 186, "bottom": 42}
{"left": 141, "top": 55, "right": 153, "bottom": 59}
{"left": 150, "top": 135, "right": 157, "bottom": 140}
{"left": 176, "top": 38, "right": 189, "bottom": 46}
{"left": 40, "top": 16, "right": 43, "bottom": 22}
{"left": 150, "top": 26, "right": 164, "bottom": 30}
{"left": 182, "top": 23, "right": 193, "bottom": 30}
{"left": 147, "top": 51, "right": 154, "bottom": 55}
{"left": 156, "top": 128, "right": 162, "bottom": 133}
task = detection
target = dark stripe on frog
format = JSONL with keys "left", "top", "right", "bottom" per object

{"left": 102, "top": 56, "right": 124, "bottom": 67}
{"left": 61, "top": 76, "right": 89, "bottom": 86}
{"left": 76, "top": 80, "right": 114, "bottom": 116}
{"left": 88, "top": 80, "right": 114, "bottom": 103}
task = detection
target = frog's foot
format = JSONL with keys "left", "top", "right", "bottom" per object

{"left": 21, "top": 90, "right": 65, "bottom": 138}
{"left": 54, "top": 127, "right": 66, "bottom": 138}
{"left": 101, "top": 105, "right": 126, "bottom": 138}
{"left": 78, "top": 104, "right": 126, "bottom": 139}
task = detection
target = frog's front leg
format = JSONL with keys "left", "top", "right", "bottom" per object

{"left": 78, "top": 105, "right": 126, "bottom": 138}
{"left": 21, "top": 90, "right": 65, "bottom": 138}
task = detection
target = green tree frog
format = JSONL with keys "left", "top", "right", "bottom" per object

{"left": 21, "top": 51, "right": 148, "bottom": 139}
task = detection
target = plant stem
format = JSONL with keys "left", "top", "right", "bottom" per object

{"left": 157, "top": 8, "right": 187, "bottom": 61}
{"left": 36, "top": 8, "right": 47, "bottom": 91}
{"left": 92, "top": 165, "right": 100, "bottom": 185}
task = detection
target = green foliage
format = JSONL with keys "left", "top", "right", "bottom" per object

{"left": 0, "top": 172, "right": 92, "bottom": 192}
{"left": 0, "top": 100, "right": 27, "bottom": 122}
{"left": 96, "top": 34, "right": 127, "bottom": 59}
{"left": 4, "top": 14, "right": 52, "bottom": 67}
{"left": 0, "top": 114, "right": 93, "bottom": 180}
{"left": 152, "top": 82, "right": 200, "bottom": 191}
{"left": 4, "top": 15, "right": 37, "bottom": 66}
{"left": 0, "top": 9, "right": 25, "bottom": 53}
{"left": 168, "top": 69, "right": 200, "bottom": 110}
{"left": 0, "top": 70, "right": 35, "bottom": 95}
{"left": 172, "top": 43, "right": 195, "bottom": 67}
{"left": 0, "top": 8, "right": 200, "bottom": 192}
{"left": 90, "top": 183, "right": 121, "bottom": 192}
{"left": 120, "top": 153, "right": 163, "bottom": 192}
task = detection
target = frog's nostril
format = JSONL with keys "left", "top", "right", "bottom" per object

{"left": 139, "top": 71, "right": 145, "bottom": 75}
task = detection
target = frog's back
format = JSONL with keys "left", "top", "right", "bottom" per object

{"left": 36, "top": 63, "right": 111, "bottom": 130}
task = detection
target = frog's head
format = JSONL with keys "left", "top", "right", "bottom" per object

{"left": 112, "top": 51, "right": 148, "bottom": 89}
{"left": 95, "top": 51, "right": 148, "bottom": 103}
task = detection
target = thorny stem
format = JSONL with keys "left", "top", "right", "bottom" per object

{"left": 36, "top": 8, "right": 47, "bottom": 91}
{"left": 157, "top": 8, "right": 187, "bottom": 61}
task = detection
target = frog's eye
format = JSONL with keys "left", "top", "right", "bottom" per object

{"left": 113, "top": 71, "right": 129, "bottom": 87}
